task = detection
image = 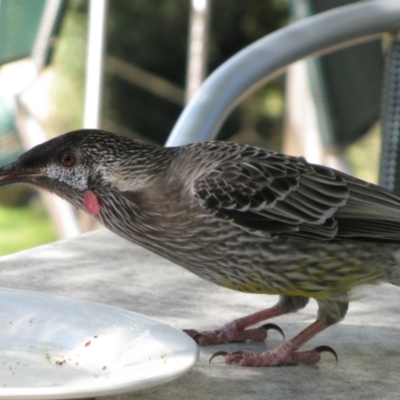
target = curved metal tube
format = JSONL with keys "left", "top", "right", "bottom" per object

{"left": 166, "top": 0, "right": 400, "bottom": 147}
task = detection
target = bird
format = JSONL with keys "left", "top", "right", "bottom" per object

{"left": 1, "top": 128, "right": 400, "bottom": 367}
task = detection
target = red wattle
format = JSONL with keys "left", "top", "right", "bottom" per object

{"left": 83, "top": 190, "right": 101, "bottom": 216}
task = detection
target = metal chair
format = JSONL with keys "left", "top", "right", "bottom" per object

{"left": 166, "top": 0, "right": 400, "bottom": 194}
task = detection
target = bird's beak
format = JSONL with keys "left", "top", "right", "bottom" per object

{"left": 0, "top": 161, "right": 44, "bottom": 187}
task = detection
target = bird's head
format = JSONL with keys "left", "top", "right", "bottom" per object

{"left": 0, "top": 129, "right": 164, "bottom": 216}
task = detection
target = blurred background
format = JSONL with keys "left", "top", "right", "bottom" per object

{"left": 0, "top": 0, "right": 385, "bottom": 255}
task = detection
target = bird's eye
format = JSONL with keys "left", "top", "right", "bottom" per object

{"left": 60, "top": 152, "right": 76, "bottom": 167}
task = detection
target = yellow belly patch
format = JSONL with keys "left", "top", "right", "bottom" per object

{"left": 218, "top": 273, "right": 381, "bottom": 300}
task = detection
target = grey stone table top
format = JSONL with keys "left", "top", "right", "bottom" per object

{"left": 0, "top": 229, "right": 399, "bottom": 400}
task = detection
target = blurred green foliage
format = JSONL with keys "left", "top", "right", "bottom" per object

{"left": 0, "top": 200, "right": 57, "bottom": 256}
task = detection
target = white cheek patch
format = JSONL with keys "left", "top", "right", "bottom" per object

{"left": 46, "top": 164, "right": 89, "bottom": 191}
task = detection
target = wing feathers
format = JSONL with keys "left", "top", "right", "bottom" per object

{"left": 191, "top": 144, "right": 400, "bottom": 242}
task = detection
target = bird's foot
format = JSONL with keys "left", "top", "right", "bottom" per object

{"left": 184, "top": 322, "right": 284, "bottom": 345}
{"left": 209, "top": 344, "right": 337, "bottom": 367}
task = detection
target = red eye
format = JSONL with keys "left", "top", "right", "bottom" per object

{"left": 60, "top": 152, "right": 76, "bottom": 167}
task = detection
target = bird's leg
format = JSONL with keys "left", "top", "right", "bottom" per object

{"left": 213, "top": 317, "right": 332, "bottom": 366}
{"left": 210, "top": 296, "right": 348, "bottom": 367}
{"left": 185, "top": 296, "right": 308, "bottom": 344}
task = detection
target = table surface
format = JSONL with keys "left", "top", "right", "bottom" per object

{"left": 0, "top": 229, "right": 399, "bottom": 400}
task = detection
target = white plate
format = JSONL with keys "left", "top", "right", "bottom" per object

{"left": 0, "top": 288, "right": 198, "bottom": 399}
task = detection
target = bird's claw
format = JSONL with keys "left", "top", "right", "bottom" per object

{"left": 210, "top": 349, "right": 262, "bottom": 366}
{"left": 183, "top": 329, "right": 203, "bottom": 343}
{"left": 193, "top": 333, "right": 203, "bottom": 342}
{"left": 209, "top": 350, "right": 245, "bottom": 365}
{"left": 209, "top": 351, "right": 229, "bottom": 364}
{"left": 228, "top": 351, "right": 245, "bottom": 365}
{"left": 313, "top": 345, "right": 338, "bottom": 363}
{"left": 260, "top": 323, "right": 285, "bottom": 340}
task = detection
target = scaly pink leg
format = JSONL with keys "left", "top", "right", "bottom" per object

{"left": 210, "top": 317, "right": 338, "bottom": 366}
{"left": 185, "top": 295, "right": 311, "bottom": 345}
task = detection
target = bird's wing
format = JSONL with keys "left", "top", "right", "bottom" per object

{"left": 192, "top": 146, "right": 400, "bottom": 242}
{"left": 332, "top": 173, "right": 400, "bottom": 240}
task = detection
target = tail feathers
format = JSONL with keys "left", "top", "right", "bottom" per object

{"left": 337, "top": 218, "right": 400, "bottom": 242}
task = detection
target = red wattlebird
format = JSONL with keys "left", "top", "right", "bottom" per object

{"left": 1, "top": 129, "right": 400, "bottom": 366}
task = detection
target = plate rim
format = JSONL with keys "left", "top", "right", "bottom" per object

{"left": 0, "top": 287, "right": 199, "bottom": 399}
